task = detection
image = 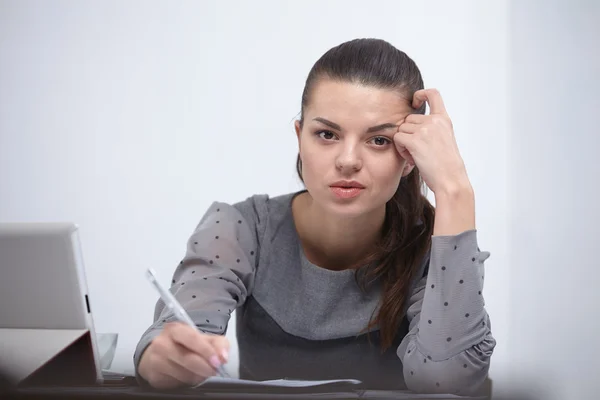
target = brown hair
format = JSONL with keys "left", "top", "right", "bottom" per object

{"left": 296, "top": 38, "right": 435, "bottom": 351}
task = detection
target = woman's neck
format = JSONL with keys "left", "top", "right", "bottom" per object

{"left": 292, "top": 191, "right": 386, "bottom": 271}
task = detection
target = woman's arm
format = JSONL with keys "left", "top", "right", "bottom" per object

{"left": 433, "top": 182, "right": 476, "bottom": 236}
{"left": 133, "top": 199, "right": 261, "bottom": 380}
{"left": 397, "top": 229, "right": 496, "bottom": 395}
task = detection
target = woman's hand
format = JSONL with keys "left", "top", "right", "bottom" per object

{"left": 394, "top": 89, "right": 471, "bottom": 195}
{"left": 138, "top": 322, "right": 230, "bottom": 390}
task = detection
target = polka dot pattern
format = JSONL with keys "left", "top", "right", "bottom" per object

{"left": 153, "top": 200, "right": 258, "bottom": 341}
{"left": 398, "top": 229, "right": 494, "bottom": 394}
{"left": 138, "top": 196, "right": 494, "bottom": 395}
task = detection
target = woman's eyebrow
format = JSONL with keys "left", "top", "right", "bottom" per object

{"left": 312, "top": 117, "right": 398, "bottom": 133}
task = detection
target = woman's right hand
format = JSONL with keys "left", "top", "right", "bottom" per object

{"left": 138, "top": 322, "right": 230, "bottom": 389}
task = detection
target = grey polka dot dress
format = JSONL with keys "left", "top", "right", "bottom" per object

{"left": 134, "top": 191, "right": 495, "bottom": 394}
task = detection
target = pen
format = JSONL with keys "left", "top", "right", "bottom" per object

{"left": 145, "top": 268, "right": 231, "bottom": 379}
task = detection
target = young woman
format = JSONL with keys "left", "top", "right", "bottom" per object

{"left": 135, "top": 38, "right": 495, "bottom": 395}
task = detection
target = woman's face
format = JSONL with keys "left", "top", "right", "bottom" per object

{"left": 295, "top": 79, "right": 414, "bottom": 218}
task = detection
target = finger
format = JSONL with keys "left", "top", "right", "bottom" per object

{"left": 152, "top": 332, "right": 217, "bottom": 378}
{"left": 412, "top": 88, "right": 448, "bottom": 116}
{"left": 393, "top": 130, "right": 415, "bottom": 148}
{"left": 167, "top": 323, "right": 216, "bottom": 357}
{"left": 398, "top": 148, "right": 414, "bottom": 166}
{"left": 405, "top": 114, "right": 427, "bottom": 124}
{"left": 393, "top": 132, "right": 415, "bottom": 165}
{"left": 167, "top": 342, "right": 217, "bottom": 378}
{"left": 144, "top": 347, "right": 204, "bottom": 388}
{"left": 398, "top": 122, "right": 420, "bottom": 133}
{"left": 164, "top": 357, "right": 208, "bottom": 386}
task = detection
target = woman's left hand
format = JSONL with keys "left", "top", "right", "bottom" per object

{"left": 394, "top": 88, "right": 471, "bottom": 195}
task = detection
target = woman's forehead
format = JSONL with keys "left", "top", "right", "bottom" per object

{"left": 305, "top": 79, "right": 413, "bottom": 121}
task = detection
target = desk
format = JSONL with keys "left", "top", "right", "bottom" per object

{"left": 0, "top": 364, "right": 491, "bottom": 400}
{"left": 3, "top": 383, "right": 489, "bottom": 400}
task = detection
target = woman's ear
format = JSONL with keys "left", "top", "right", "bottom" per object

{"left": 294, "top": 120, "right": 303, "bottom": 159}
{"left": 402, "top": 162, "right": 415, "bottom": 177}
{"left": 294, "top": 120, "right": 301, "bottom": 142}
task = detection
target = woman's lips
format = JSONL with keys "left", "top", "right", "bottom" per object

{"left": 330, "top": 186, "right": 364, "bottom": 199}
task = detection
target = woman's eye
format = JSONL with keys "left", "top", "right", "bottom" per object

{"left": 316, "top": 130, "right": 336, "bottom": 140}
{"left": 371, "top": 137, "right": 391, "bottom": 146}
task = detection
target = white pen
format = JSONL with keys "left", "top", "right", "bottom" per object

{"left": 145, "top": 268, "right": 231, "bottom": 378}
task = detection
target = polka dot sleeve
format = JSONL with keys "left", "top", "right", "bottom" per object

{"left": 397, "top": 229, "right": 496, "bottom": 395}
{"left": 133, "top": 200, "right": 259, "bottom": 377}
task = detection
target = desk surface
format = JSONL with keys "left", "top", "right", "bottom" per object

{"left": 3, "top": 384, "right": 488, "bottom": 400}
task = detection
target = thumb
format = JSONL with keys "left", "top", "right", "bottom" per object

{"left": 393, "top": 131, "right": 415, "bottom": 166}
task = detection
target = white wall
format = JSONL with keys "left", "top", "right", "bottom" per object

{"left": 0, "top": 0, "right": 510, "bottom": 391}
{"left": 507, "top": 1, "right": 600, "bottom": 399}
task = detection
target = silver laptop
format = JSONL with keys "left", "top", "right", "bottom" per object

{"left": 0, "top": 223, "right": 103, "bottom": 386}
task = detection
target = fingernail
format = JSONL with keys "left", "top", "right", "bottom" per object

{"left": 209, "top": 355, "right": 222, "bottom": 369}
{"left": 221, "top": 349, "right": 229, "bottom": 362}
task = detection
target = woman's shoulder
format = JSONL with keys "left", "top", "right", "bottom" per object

{"left": 202, "top": 191, "right": 299, "bottom": 254}
{"left": 231, "top": 190, "right": 300, "bottom": 222}
{"left": 198, "top": 190, "right": 300, "bottom": 234}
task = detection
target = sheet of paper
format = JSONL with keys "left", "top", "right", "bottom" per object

{"left": 193, "top": 377, "right": 485, "bottom": 399}
{"left": 196, "top": 376, "right": 362, "bottom": 388}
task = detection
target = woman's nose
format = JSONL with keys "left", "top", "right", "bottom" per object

{"left": 335, "top": 144, "right": 363, "bottom": 173}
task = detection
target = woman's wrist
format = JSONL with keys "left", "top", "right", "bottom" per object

{"left": 433, "top": 180, "right": 476, "bottom": 236}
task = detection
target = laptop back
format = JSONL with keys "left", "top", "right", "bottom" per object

{"left": 0, "top": 223, "right": 103, "bottom": 383}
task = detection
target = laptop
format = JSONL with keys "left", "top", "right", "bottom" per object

{"left": 0, "top": 222, "right": 104, "bottom": 386}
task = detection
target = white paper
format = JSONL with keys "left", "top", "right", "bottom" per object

{"left": 193, "top": 377, "right": 485, "bottom": 399}
{"left": 196, "top": 376, "right": 362, "bottom": 388}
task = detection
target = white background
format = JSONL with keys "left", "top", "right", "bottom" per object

{"left": 0, "top": 1, "right": 597, "bottom": 399}
{"left": 507, "top": 1, "right": 600, "bottom": 399}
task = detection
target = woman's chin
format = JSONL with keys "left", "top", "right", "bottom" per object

{"left": 321, "top": 195, "right": 380, "bottom": 219}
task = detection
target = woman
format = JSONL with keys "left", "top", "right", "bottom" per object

{"left": 135, "top": 38, "right": 496, "bottom": 395}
